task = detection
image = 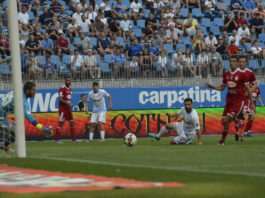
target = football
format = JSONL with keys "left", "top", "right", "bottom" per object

{"left": 124, "top": 133, "right": 137, "bottom": 146}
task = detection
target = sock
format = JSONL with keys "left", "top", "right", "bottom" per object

{"left": 157, "top": 126, "right": 169, "bottom": 138}
{"left": 70, "top": 127, "right": 76, "bottom": 142}
{"left": 221, "top": 129, "right": 229, "bottom": 142}
{"left": 55, "top": 126, "right": 61, "bottom": 142}
{"left": 245, "top": 119, "right": 254, "bottom": 133}
{"left": 100, "top": 131, "right": 105, "bottom": 140}
{"left": 89, "top": 132, "right": 94, "bottom": 141}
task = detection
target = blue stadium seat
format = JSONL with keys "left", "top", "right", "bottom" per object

{"left": 210, "top": 25, "right": 221, "bottom": 36}
{"left": 28, "top": 11, "right": 35, "bottom": 21}
{"left": 181, "top": 36, "right": 191, "bottom": 46}
{"left": 179, "top": 8, "right": 188, "bottom": 18}
{"left": 201, "top": 18, "right": 211, "bottom": 27}
{"left": 258, "top": 42, "right": 265, "bottom": 48}
{"left": 0, "top": 63, "right": 11, "bottom": 75}
{"left": 35, "top": 55, "right": 45, "bottom": 66}
{"left": 132, "top": 28, "right": 142, "bottom": 38}
{"left": 200, "top": 26, "right": 208, "bottom": 36}
{"left": 62, "top": 55, "right": 71, "bottom": 66}
{"left": 163, "top": 44, "right": 174, "bottom": 54}
{"left": 248, "top": 60, "right": 259, "bottom": 70}
{"left": 104, "top": 54, "right": 113, "bottom": 63}
{"left": 192, "top": 8, "right": 204, "bottom": 18}
{"left": 245, "top": 42, "right": 252, "bottom": 51}
{"left": 94, "top": 54, "right": 102, "bottom": 63}
{"left": 99, "top": 62, "right": 111, "bottom": 73}
{"left": 213, "top": 18, "right": 224, "bottom": 27}
{"left": 176, "top": 44, "right": 186, "bottom": 52}
{"left": 37, "top": 10, "right": 43, "bottom": 17}
{"left": 116, "top": 37, "right": 125, "bottom": 47}
{"left": 90, "top": 37, "right": 98, "bottom": 48}
{"left": 166, "top": 59, "right": 176, "bottom": 72}
{"left": 137, "top": 20, "right": 146, "bottom": 29}
{"left": 223, "top": 60, "right": 230, "bottom": 71}
{"left": 144, "top": 9, "right": 150, "bottom": 18}
{"left": 258, "top": 33, "right": 265, "bottom": 43}
{"left": 74, "top": 37, "right": 81, "bottom": 45}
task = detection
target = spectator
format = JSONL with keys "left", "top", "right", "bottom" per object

{"left": 145, "top": 13, "right": 157, "bottom": 30}
{"left": 224, "top": 13, "right": 238, "bottom": 33}
{"left": 32, "top": 24, "right": 43, "bottom": 41}
{"left": 97, "top": 32, "right": 113, "bottom": 56}
{"left": 227, "top": 40, "right": 239, "bottom": 55}
{"left": 229, "top": 29, "right": 240, "bottom": 46}
{"left": 236, "top": 12, "right": 248, "bottom": 26}
{"left": 163, "top": 7, "right": 175, "bottom": 19}
{"left": 78, "top": 94, "right": 86, "bottom": 111}
{"left": 205, "top": 32, "right": 218, "bottom": 50}
{"left": 153, "top": 0, "right": 165, "bottom": 13}
{"left": 243, "top": 0, "right": 257, "bottom": 15}
{"left": 197, "top": 49, "right": 209, "bottom": 77}
{"left": 183, "top": 13, "right": 198, "bottom": 36}
{"left": 120, "top": 14, "right": 133, "bottom": 38}
{"left": 151, "top": 32, "right": 163, "bottom": 48}
{"left": 18, "top": 0, "right": 33, "bottom": 12}
{"left": 249, "top": 13, "right": 263, "bottom": 34}
{"left": 85, "top": 5, "right": 98, "bottom": 23}
{"left": 75, "top": 33, "right": 93, "bottom": 52}
{"left": 165, "top": 24, "right": 182, "bottom": 44}
{"left": 109, "top": 34, "right": 121, "bottom": 51}
{"left": 41, "top": 33, "right": 54, "bottom": 56}
{"left": 249, "top": 27, "right": 257, "bottom": 41}
{"left": 183, "top": 48, "right": 196, "bottom": 77}
{"left": 230, "top": 0, "right": 244, "bottom": 17}
{"left": 50, "top": 0, "right": 63, "bottom": 14}
{"left": 126, "top": 56, "right": 139, "bottom": 78}
{"left": 26, "top": 51, "right": 42, "bottom": 80}
{"left": 44, "top": 56, "right": 57, "bottom": 80}
{"left": 113, "top": 0, "right": 129, "bottom": 18}
{"left": 238, "top": 38, "right": 248, "bottom": 54}
{"left": 143, "top": 24, "right": 154, "bottom": 39}
{"left": 72, "top": 8, "right": 83, "bottom": 25}
{"left": 169, "top": 0, "right": 181, "bottom": 11}
{"left": 56, "top": 32, "right": 70, "bottom": 57}
{"left": 25, "top": 34, "right": 41, "bottom": 54}
{"left": 216, "top": 0, "right": 228, "bottom": 19}
{"left": 192, "top": 29, "right": 204, "bottom": 54}
{"left": 67, "top": 19, "right": 79, "bottom": 43}
{"left": 83, "top": 49, "right": 100, "bottom": 79}
{"left": 71, "top": 49, "right": 84, "bottom": 79}
{"left": 78, "top": 14, "right": 91, "bottom": 35}
{"left": 0, "top": 33, "right": 9, "bottom": 57}
{"left": 157, "top": 49, "right": 168, "bottom": 77}
{"left": 130, "top": 0, "right": 144, "bottom": 24}
{"left": 48, "top": 16, "right": 62, "bottom": 31}
{"left": 109, "top": 17, "right": 122, "bottom": 36}
{"left": 172, "top": 48, "right": 185, "bottom": 78}
{"left": 92, "top": 16, "right": 106, "bottom": 37}
{"left": 100, "top": 0, "right": 112, "bottom": 18}
{"left": 126, "top": 32, "right": 136, "bottom": 48}
{"left": 38, "top": 7, "right": 54, "bottom": 27}
{"left": 208, "top": 47, "right": 223, "bottom": 77}
{"left": 18, "top": 7, "right": 30, "bottom": 25}
{"left": 253, "top": 3, "right": 265, "bottom": 19}
{"left": 251, "top": 40, "right": 265, "bottom": 58}
{"left": 237, "top": 22, "right": 251, "bottom": 42}
{"left": 221, "top": 30, "right": 229, "bottom": 45}
{"left": 148, "top": 40, "right": 160, "bottom": 56}
{"left": 185, "top": 0, "right": 201, "bottom": 9}
{"left": 111, "top": 48, "right": 126, "bottom": 78}
{"left": 76, "top": 0, "right": 89, "bottom": 12}
{"left": 127, "top": 39, "right": 143, "bottom": 57}
{"left": 216, "top": 37, "right": 227, "bottom": 55}
{"left": 205, "top": 0, "right": 219, "bottom": 19}
{"left": 140, "top": 48, "right": 154, "bottom": 78}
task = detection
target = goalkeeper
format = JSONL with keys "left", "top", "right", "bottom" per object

{"left": 0, "top": 81, "right": 53, "bottom": 152}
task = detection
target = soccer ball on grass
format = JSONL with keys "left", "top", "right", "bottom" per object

{"left": 124, "top": 133, "right": 137, "bottom": 146}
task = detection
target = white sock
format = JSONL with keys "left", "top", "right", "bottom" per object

{"left": 100, "top": 131, "right": 105, "bottom": 140}
{"left": 157, "top": 126, "right": 169, "bottom": 138}
{"left": 89, "top": 133, "right": 94, "bottom": 141}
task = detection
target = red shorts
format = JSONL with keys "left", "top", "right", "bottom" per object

{"left": 59, "top": 111, "right": 73, "bottom": 122}
{"left": 222, "top": 100, "right": 245, "bottom": 119}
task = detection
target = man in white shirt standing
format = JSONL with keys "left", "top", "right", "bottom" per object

{"left": 149, "top": 98, "right": 202, "bottom": 145}
{"left": 18, "top": 7, "right": 30, "bottom": 25}
{"left": 71, "top": 49, "right": 84, "bottom": 80}
{"left": 86, "top": 82, "right": 112, "bottom": 141}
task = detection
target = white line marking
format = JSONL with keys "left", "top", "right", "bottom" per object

{"left": 30, "top": 157, "right": 265, "bottom": 178}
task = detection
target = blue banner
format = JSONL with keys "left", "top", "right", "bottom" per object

{"left": 1, "top": 85, "right": 265, "bottom": 112}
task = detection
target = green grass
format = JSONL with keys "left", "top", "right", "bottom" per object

{"left": 1, "top": 135, "right": 265, "bottom": 198}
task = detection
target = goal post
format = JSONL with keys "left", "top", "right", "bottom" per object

{"left": 7, "top": 0, "right": 26, "bottom": 157}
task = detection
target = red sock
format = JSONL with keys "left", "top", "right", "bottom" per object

{"left": 245, "top": 119, "right": 253, "bottom": 132}
{"left": 55, "top": 127, "right": 61, "bottom": 142}
{"left": 221, "top": 129, "right": 229, "bottom": 142}
{"left": 70, "top": 127, "right": 76, "bottom": 141}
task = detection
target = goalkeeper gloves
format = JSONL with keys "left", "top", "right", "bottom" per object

{"left": 36, "top": 124, "right": 53, "bottom": 137}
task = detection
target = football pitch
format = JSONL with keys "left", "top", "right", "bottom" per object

{"left": 1, "top": 135, "right": 265, "bottom": 198}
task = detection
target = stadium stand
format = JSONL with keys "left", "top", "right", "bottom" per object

{"left": 0, "top": 0, "right": 264, "bottom": 81}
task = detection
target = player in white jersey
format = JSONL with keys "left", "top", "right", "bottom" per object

{"left": 86, "top": 82, "right": 112, "bottom": 141}
{"left": 149, "top": 98, "right": 202, "bottom": 145}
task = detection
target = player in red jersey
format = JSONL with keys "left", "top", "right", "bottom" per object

{"left": 55, "top": 76, "right": 76, "bottom": 143}
{"left": 244, "top": 86, "right": 264, "bottom": 137}
{"left": 234, "top": 56, "right": 257, "bottom": 141}
{"left": 205, "top": 56, "right": 252, "bottom": 145}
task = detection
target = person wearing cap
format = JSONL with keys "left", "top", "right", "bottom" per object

{"left": 227, "top": 39, "right": 239, "bottom": 55}
{"left": 56, "top": 32, "right": 70, "bottom": 57}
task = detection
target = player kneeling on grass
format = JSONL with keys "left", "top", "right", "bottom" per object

{"left": 0, "top": 81, "right": 53, "bottom": 152}
{"left": 86, "top": 82, "right": 112, "bottom": 141}
{"left": 149, "top": 98, "right": 202, "bottom": 145}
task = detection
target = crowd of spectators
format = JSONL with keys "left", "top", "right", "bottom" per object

{"left": 0, "top": 0, "right": 264, "bottom": 80}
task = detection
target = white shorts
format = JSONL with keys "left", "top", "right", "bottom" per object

{"left": 90, "top": 112, "right": 106, "bottom": 123}
{"left": 173, "top": 122, "right": 194, "bottom": 144}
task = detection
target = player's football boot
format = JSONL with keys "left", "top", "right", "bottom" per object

{"left": 55, "top": 141, "right": 63, "bottom": 144}
{"left": 148, "top": 133, "right": 160, "bottom": 141}
{"left": 217, "top": 140, "right": 225, "bottom": 146}
{"left": 244, "top": 131, "right": 253, "bottom": 137}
